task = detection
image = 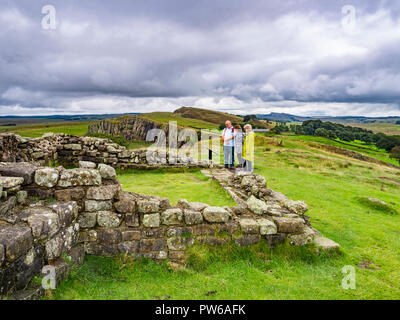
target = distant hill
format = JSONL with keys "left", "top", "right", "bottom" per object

{"left": 256, "top": 113, "right": 400, "bottom": 124}
{"left": 174, "top": 106, "right": 243, "bottom": 125}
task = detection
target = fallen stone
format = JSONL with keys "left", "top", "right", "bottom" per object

{"left": 314, "top": 236, "right": 340, "bottom": 251}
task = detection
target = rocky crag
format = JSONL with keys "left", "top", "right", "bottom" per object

{"left": 0, "top": 159, "right": 339, "bottom": 300}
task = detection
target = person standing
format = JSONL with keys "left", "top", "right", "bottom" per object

{"left": 221, "top": 120, "right": 236, "bottom": 169}
{"left": 242, "top": 124, "right": 254, "bottom": 172}
{"left": 234, "top": 124, "right": 245, "bottom": 167}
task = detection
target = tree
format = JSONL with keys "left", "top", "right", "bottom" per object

{"left": 390, "top": 146, "right": 400, "bottom": 165}
{"left": 396, "top": 120, "right": 400, "bottom": 125}
{"left": 315, "top": 128, "right": 329, "bottom": 138}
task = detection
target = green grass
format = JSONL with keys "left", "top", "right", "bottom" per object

{"left": 46, "top": 134, "right": 400, "bottom": 300}
{"left": 117, "top": 168, "right": 236, "bottom": 206}
{"left": 349, "top": 122, "right": 400, "bottom": 135}
{"left": 0, "top": 122, "right": 89, "bottom": 137}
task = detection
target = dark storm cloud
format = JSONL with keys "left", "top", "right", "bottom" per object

{"left": 0, "top": 0, "right": 400, "bottom": 116}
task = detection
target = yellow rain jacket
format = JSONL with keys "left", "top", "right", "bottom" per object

{"left": 242, "top": 131, "right": 254, "bottom": 162}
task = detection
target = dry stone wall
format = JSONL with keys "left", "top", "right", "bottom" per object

{"left": 0, "top": 160, "right": 339, "bottom": 299}
{"left": 0, "top": 133, "right": 209, "bottom": 169}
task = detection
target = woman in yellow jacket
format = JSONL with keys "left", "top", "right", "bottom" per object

{"left": 242, "top": 124, "right": 254, "bottom": 172}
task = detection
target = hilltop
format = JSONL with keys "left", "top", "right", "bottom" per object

{"left": 174, "top": 106, "right": 243, "bottom": 125}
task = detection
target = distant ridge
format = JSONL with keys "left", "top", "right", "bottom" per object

{"left": 256, "top": 112, "right": 400, "bottom": 124}
{"left": 174, "top": 106, "right": 243, "bottom": 125}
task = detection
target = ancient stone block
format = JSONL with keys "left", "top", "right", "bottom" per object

{"left": 97, "top": 228, "right": 122, "bottom": 245}
{"left": 47, "top": 201, "right": 78, "bottom": 227}
{"left": 54, "top": 187, "right": 85, "bottom": 201}
{"left": 167, "top": 237, "right": 194, "bottom": 251}
{"left": 216, "top": 221, "right": 239, "bottom": 234}
{"left": 203, "top": 206, "right": 230, "bottom": 223}
{"left": 97, "top": 211, "right": 121, "bottom": 228}
{"left": 282, "top": 199, "right": 308, "bottom": 215}
{"left": 192, "top": 224, "right": 216, "bottom": 236}
{"left": 125, "top": 213, "right": 139, "bottom": 227}
{"left": 34, "top": 167, "right": 59, "bottom": 188}
{"left": 0, "top": 162, "right": 38, "bottom": 184}
{"left": 85, "top": 200, "right": 113, "bottom": 212}
{"left": 121, "top": 229, "right": 141, "bottom": 241}
{"left": 183, "top": 210, "right": 203, "bottom": 225}
{"left": 314, "top": 237, "right": 340, "bottom": 251}
{"left": 265, "top": 233, "right": 286, "bottom": 247}
{"left": 288, "top": 226, "right": 315, "bottom": 246}
{"left": 0, "top": 176, "right": 24, "bottom": 189}
{"left": 26, "top": 209, "right": 60, "bottom": 239}
{"left": 118, "top": 241, "right": 139, "bottom": 255}
{"left": 86, "top": 185, "right": 118, "bottom": 200}
{"left": 84, "top": 242, "right": 119, "bottom": 257}
{"left": 142, "top": 227, "right": 165, "bottom": 238}
{"left": 0, "top": 226, "right": 33, "bottom": 262}
{"left": 258, "top": 218, "right": 277, "bottom": 235}
{"left": 161, "top": 208, "right": 183, "bottom": 225}
{"left": 58, "top": 168, "right": 102, "bottom": 187}
{"left": 239, "top": 218, "right": 260, "bottom": 234}
{"left": 79, "top": 161, "right": 96, "bottom": 169}
{"left": 142, "top": 213, "right": 160, "bottom": 228}
{"left": 137, "top": 199, "right": 160, "bottom": 213}
{"left": 64, "top": 144, "right": 82, "bottom": 151}
{"left": 98, "top": 164, "right": 116, "bottom": 179}
{"left": 16, "top": 191, "right": 27, "bottom": 204}
{"left": 114, "top": 199, "right": 136, "bottom": 214}
{"left": 246, "top": 195, "right": 269, "bottom": 215}
{"left": 139, "top": 238, "right": 167, "bottom": 252}
{"left": 0, "top": 196, "right": 17, "bottom": 215}
{"left": 273, "top": 217, "right": 305, "bottom": 234}
{"left": 45, "top": 234, "right": 64, "bottom": 261}
{"left": 78, "top": 212, "right": 98, "bottom": 228}
{"left": 142, "top": 251, "right": 168, "bottom": 260}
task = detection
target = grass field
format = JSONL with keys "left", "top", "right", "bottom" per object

{"left": 45, "top": 134, "right": 400, "bottom": 300}
{"left": 0, "top": 122, "right": 89, "bottom": 137}
{"left": 284, "top": 134, "right": 399, "bottom": 166}
{"left": 349, "top": 122, "right": 400, "bottom": 135}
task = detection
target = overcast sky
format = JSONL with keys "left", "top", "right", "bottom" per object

{"left": 1, "top": 0, "right": 400, "bottom": 117}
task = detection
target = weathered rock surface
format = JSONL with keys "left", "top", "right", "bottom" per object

{"left": 203, "top": 207, "right": 230, "bottom": 223}
{"left": 58, "top": 169, "right": 102, "bottom": 187}
{"left": 34, "top": 168, "right": 59, "bottom": 188}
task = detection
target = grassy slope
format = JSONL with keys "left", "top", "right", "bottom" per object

{"left": 139, "top": 112, "right": 218, "bottom": 130}
{"left": 48, "top": 135, "right": 400, "bottom": 300}
{"left": 174, "top": 106, "right": 243, "bottom": 125}
{"left": 285, "top": 134, "right": 399, "bottom": 166}
{"left": 349, "top": 122, "right": 400, "bottom": 135}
